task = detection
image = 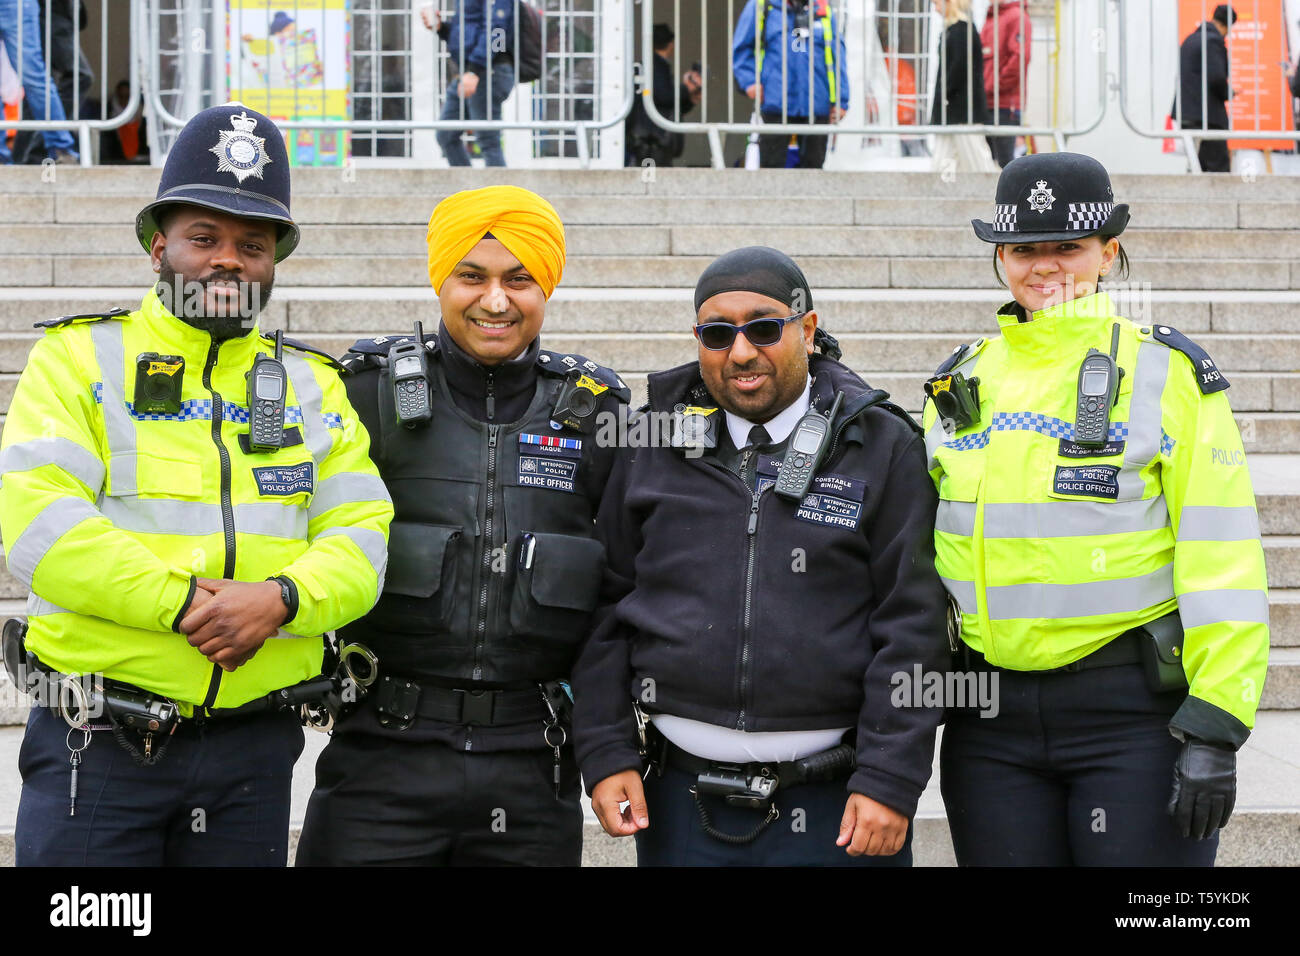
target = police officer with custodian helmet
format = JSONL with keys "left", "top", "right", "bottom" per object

{"left": 0, "top": 103, "right": 393, "bottom": 865}
{"left": 926, "top": 152, "right": 1270, "bottom": 864}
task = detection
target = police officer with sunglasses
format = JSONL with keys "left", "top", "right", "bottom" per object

{"left": 570, "top": 246, "right": 950, "bottom": 865}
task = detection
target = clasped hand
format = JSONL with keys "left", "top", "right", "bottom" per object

{"left": 179, "top": 578, "right": 288, "bottom": 671}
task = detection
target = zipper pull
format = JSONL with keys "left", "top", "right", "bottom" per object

{"left": 488, "top": 427, "right": 498, "bottom": 448}
{"left": 485, "top": 374, "right": 495, "bottom": 421}
{"left": 746, "top": 494, "right": 760, "bottom": 535}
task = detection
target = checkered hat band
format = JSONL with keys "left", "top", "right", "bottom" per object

{"left": 1067, "top": 202, "right": 1114, "bottom": 231}
{"left": 993, "top": 204, "right": 1018, "bottom": 232}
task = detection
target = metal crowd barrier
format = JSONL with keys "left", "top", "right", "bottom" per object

{"left": 0, "top": 0, "right": 143, "bottom": 166}
{"left": 144, "top": 0, "right": 634, "bottom": 168}
{"left": 1116, "top": 0, "right": 1300, "bottom": 173}
{"left": 637, "top": 0, "right": 1107, "bottom": 170}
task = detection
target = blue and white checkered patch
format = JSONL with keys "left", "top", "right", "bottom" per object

{"left": 1160, "top": 429, "right": 1176, "bottom": 456}
{"left": 323, "top": 412, "right": 343, "bottom": 429}
{"left": 1067, "top": 202, "right": 1114, "bottom": 232}
{"left": 943, "top": 412, "right": 1128, "bottom": 450}
{"left": 993, "top": 203, "right": 1017, "bottom": 232}
{"left": 91, "top": 382, "right": 103, "bottom": 403}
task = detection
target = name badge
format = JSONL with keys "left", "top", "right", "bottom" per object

{"left": 1058, "top": 437, "right": 1125, "bottom": 459}
{"left": 794, "top": 473, "right": 866, "bottom": 530}
{"left": 1053, "top": 464, "right": 1119, "bottom": 500}
{"left": 252, "top": 462, "right": 314, "bottom": 497}
{"left": 518, "top": 434, "right": 580, "bottom": 493}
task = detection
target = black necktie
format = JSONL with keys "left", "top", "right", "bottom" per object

{"left": 745, "top": 424, "right": 772, "bottom": 450}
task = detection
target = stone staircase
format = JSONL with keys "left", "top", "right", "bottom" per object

{"left": 0, "top": 166, "right": 1297, "bottom": 864}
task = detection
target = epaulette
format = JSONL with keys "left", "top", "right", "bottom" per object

{"left": 1146, "top": 324, "right": 1230, "bottom": 395}
{"left": 932, "top": 337, "right": 988, "bottom": 377}
{"left": 538, "top": 350, "right": 632, "bottom": 404}
{"left": 34, "top": 307, "right": 131, "bottom": 330}
{"left": 266, "top": 335, "right": 346, "bottom": 372}
{"left": 339, "top": 331, "right": 438, "bottom": 375}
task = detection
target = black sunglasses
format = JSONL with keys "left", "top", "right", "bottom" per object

{"left": 693, "top": 312, "right": 808, "bottom": 351}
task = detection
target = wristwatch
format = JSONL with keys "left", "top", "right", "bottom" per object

{"left": 268, "top": 575, "right": 298, "bottom": 625}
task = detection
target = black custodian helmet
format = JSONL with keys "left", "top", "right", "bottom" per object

{"left": 136, "top": 102, "right": 300, "bottom": 262}
{"left": 972, "top": 152, "right": 1129, "bottom": 245}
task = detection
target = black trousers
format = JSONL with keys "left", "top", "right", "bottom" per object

{"left": 635, "top": 762, "right": 914, "bottom": 866}
{"left": 297, "top": 730, "right": 583, "bottom": 866}
{"left": 16, "top": 703, "right": 303, "bottom": 866}
{"left": 985, "top": 107, "right": 1020, "bottom": 168}
{"left": 941, "top": 661, "right": 1218, "bottom": 866}
{"left": 758, "top": 112, "right": 830, "bottom": 169}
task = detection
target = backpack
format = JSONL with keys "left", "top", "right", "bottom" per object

{"left": 515, "top": 1, "right": 543, "bottom": 83}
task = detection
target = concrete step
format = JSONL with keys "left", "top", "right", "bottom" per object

{"left": 17, "top": 193, "right": 1277, "bottom": 231}
{"left": 5, "top": 165, "right": 1300, "bottom": 202}
{"left": 9, "top": 222, "right": 1300, "bottom": 263}
{"left": 8, "top": 253, "right": 1298, "bottom": 290}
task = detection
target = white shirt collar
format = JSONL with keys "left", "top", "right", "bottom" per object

{"left": 724, "top": 376, "right": 812, "bottom": 450}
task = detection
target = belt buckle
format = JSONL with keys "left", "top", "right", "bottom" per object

{"left": 457, "top": 688, "right": 496, "bottom": 726}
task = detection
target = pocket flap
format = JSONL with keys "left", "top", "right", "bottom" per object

{"left": 1142, "top": 612, "right": 1184, "bottom": 666}
{"left": 384, "top": 522, "right": 460, "bottom": 598}
{"left": 113, "top": 454, "right": 203, "bottom": 498}
{"left": 527, "top": 533, "right": 605, "bottom": 612}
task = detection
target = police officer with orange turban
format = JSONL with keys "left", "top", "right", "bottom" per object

{"left": 297, "top": 185, "right": 629, "bottom": 866}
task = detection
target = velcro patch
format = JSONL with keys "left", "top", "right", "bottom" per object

{"left": 1053, "top": 464, "right": 1119, "bottom": 500}
{"left": 1059, "top": 437, "right": 1125, "bottom": 458}
{"left": 794, "top": 474, "right": 866, "bottom": 530}
{"left": 253, "top": 462, "right": 314, "bottom": 497}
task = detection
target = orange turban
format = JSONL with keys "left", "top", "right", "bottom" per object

{"left": 426, "top": 185, "right": 566, "bottom": 298}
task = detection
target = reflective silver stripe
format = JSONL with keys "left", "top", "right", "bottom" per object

{"left": 1179, "top": 589, "right": 1270, "bottom": 628}
{"left": 924, "top": 419, "right": 948, "bottom": 472}
{"left": 0, "top": 437, "right": 105, "bottom": 493}
{"left": 940, "top": 576, "right": 977, "bottom": 615}
{"left": 936, "top": 499, "right": 976, "bottom": 537}
{"left": 985, "top": 564, "right": 1174, "bottom": 620}
{"left": 1178, "top": 505, "right": 1261, "bottom": 542}
{"left": 1122, "top": 339, "right": 1170, "bottom": 476}
{"left": 937, "top": 498, "right": 1170, "bottom": 539}
{"left": 27, "top": 591, "right": 71, "bottom": 616}
{"left": 5, "top": 498, "right": 101, "bottom": 585}
{"left": 90, "top": 321, "right": 137, "bottom": 495}
{"left": 308, "top": 471, "right": 391, "bottom": 519}
{"left": 99, "top": 497, "right": 308, "bottom": 539}
{"left": 284, "top": 355, "right": 333, "bottom": 468}
{"left": 317, "top": 526, "right": 388, "bottom": 590}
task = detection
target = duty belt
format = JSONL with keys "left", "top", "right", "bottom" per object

{"left": 372, "top": 674, "right": 555, "bottom": 730}
{"left": 961, "top": 627, "right": 1144, "bottom": 673}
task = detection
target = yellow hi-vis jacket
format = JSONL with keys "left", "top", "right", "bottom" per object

{"left": 0, "top": 290, "right": 394, "bottom": 710}
{"left": 923, "top": 292, "right": 1269, "bottom": 747}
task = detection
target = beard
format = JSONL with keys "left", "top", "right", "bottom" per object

{"left": 156, "top": 251, "right": 274, "bottom": 341}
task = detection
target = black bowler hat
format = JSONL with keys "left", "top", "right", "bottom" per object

{"left": 136, "top": 102, "right": 300, "bottom": 262}
{"left": 971, "top": 152, "right": 1129, "bottom": 244}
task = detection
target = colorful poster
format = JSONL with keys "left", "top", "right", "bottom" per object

{"left": 1177, "top": 0, "right": 1296, "bottom": 150}
{"left": 227, "top": 0, "right": 350, "bottom": 166}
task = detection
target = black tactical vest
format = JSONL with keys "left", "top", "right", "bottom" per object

{"left": 339, "top": 336, "right": 627, "bottom": 684}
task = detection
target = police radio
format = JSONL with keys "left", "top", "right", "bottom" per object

{"left": 246, "top": 331, "right": 288, "bottom": 452}
{"left": 133, "top": 353, "right": 185, "bottom": 415}
{"left": 775, "top": 390, "right": 843, "bottom": 501}
{"left": 1074, "top": 323, "right": 1123, "bottom": 448}
{"left": 388, "top": 321, "right": 432, "bottom": 428}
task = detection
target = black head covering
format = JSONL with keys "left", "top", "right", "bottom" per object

{"left": 694, "top": 246, "right": 813, "bottom": 315}
{"left": 136, "top": 102, "right": 299, "bottom": 262}
{"left": 1214, "top": 5, "right": 1237, "bottom": 26}
{"left": 971, "top": 152, "right": 1129, "bottom": 244}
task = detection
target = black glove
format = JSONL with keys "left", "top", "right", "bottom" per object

{"left": 1167, "top": 737, "right": 1236, "bottom": 840}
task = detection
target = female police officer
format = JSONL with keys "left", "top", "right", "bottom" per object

{"left": 923, "top": 152, "right": 1270, "bottom": 865}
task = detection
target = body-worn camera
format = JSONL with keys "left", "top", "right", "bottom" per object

{"left": 134, "top": 353, "right": 185, "bottom": 415}
{"left": 670, "top": 403, "right": 720, "bottom": 452}
{"left": 551, "top": 370, "right": 607, "bottom": 433}
{"left": 924, "top": 370, "right": 981, "bottom": 431}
